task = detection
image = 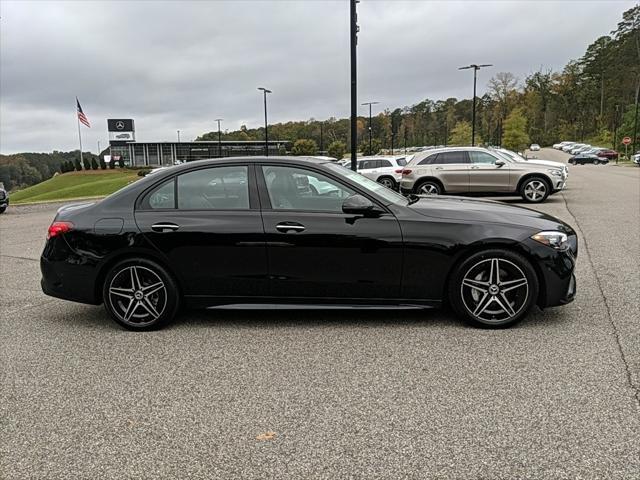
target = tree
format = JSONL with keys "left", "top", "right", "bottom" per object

{"left": 82, "top": 155, "right": 92, "bottom": 171}
{"left": 359, "top": 138, "right": 382, "bottom": 156}
{"left": 502, "top": 108, "right": 531, "bottom": 152}
{"left": 91, "top": 157, "right": 99, "bottom": 170}
{"left": 327, "top": 140, "right": 346, "bottom": 160}
{"left": 291, "top": 139, "right": 318, "bottom": 156}
{"left": 448, "top": 120, "right": 480, "bottom": 146}
{"left": 118, "top": 157, "right": 125, "bottom": 168}
{"left": 74, "top": 158, "right": 82, "bottom": 171}
{"left": 99, "top": 157, "right": 107, "bottom": 170}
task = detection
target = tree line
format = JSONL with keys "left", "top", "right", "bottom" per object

{"left": 198, "top": 6, "right": 639, "bottom": 156}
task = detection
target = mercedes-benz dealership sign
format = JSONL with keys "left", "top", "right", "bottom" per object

{"left": 107, "top": 119, "right": 135, "bottom": 141}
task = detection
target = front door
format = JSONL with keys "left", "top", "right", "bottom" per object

{"left": 134, "top": 164, "right": 269, "bottom": 298}
{"left": 258, "top": 164, "right": 403, "bottom": 300}
{"left": 468, "top": 151, "right": 512, "bottom": 192}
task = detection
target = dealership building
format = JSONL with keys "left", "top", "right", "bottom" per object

{"left": 107, "top": 119, "right": 289, "bottom": 166}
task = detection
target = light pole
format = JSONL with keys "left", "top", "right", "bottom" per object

{"left": 177, "top": 130, "right": 181, "bottom": 142}
{"left": 319, "top": 121, "right": 324, "bottom": 153}
{"left": 215, "top": 118, "right": 223, "bottom": 157}
{"left": 350, "top": 0, "right": 358, "bottom": 171}
{"left": 97, "top": 140, "right": 101, "bottom": 156}
{"left": 258, "top": 87, "right": 272, "bottom": 156}
{"left": 362, "top": 101, "right": 379, "bottom": 155}
{"left": 459, "top": 63, "right": 492, "bottom": 146}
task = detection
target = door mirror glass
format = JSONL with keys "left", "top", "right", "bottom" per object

{"left": 342, "top": 194, "right": 379, "bottom": 216}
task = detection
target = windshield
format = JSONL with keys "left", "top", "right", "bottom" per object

{"left": 325, "top": 163, "right": 407, "bottom": 206}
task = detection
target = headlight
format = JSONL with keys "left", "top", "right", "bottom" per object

{"left": 531, "top": 231, "right": 568, "bottom": 250}
{"left": 547, "top": 169, "right": 563, "bottom": 177}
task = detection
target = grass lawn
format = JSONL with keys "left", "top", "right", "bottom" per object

{"left": 11, "top": 170, "right": 140, "bottom": 204}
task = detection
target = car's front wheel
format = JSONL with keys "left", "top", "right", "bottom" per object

{"left": 520, "top": 177, "right": 550, "bottom": 203}
{"left": 415, "top": 180, "right": 442, "bottom": 195}
{"left": 103, "top": 258, "right": 180, "bottom": 330}
{"left": 449, "top": 249, "right": 539, "bottom": 328}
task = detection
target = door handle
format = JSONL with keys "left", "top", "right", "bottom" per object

{"left": 434, "top": 167, "right": 444, "bottom": 170}
{"left": 151, "top": 222, "right": 179, "bottom": 232}
{"left": 470, "top": 166, "right": 480, "bottom": 169}
{"left": 276, "top": 222, "right": 305, "bottom": 233}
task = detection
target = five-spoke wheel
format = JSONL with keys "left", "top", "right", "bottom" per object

{"left": 377, "top": 177, "right": 397, "bottom": 190}
{"left": 449, "top": 249, "right": 538, "bottom": 328}
{"left": 415, "top": 180, "right": 442, "bottom": 195}
{"left": 103, "top": 258, "right": 179, "bottom": 330}
{"left": 520, "top": 177, "right": 550, "bottom": 203}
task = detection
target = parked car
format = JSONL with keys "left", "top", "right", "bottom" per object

{"left": 530, "top": 144, "right": 541, "bottom": 151}
{"left": 355, "top": 156, "right": 407, "bottom": 189}
{"left": 633, "top": 152, "right": 639, "bottom": 165}
{"left": 594, "top": 148, "right": 618, "bottom": 160}
{"left": 553, "top": 141, "right": 572, "bottom": 149}
{"left": 569, "top": 145, "right": 592, "bottom": 155}
{"left": 568, "top": 154, "right": 609, "bottom": 165}
{"left": 562, "top": 143, "right": 580, "bottom": 152}
{"left": 0, "top": 183, "right": 8, "bottom": 214}
{"left": 40, "top": 156, "right": 577, "bottom": 330}
{"left": 399, "top": 147, "right": 567, "bottom": 203}
{"left": 492, "top": 148, "right": 569, "bottom": 177}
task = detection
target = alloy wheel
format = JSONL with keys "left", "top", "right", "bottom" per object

{"left": 523, "top": 180, "right": 547, "bottom": 201}
{"left": 460, "top": 257, "right": 529, "bottom": 324}
{"left": 418, "top": 183, "right": 439, "bottom": 195}
{"left": 379, "top": 178, "right": 395, "bottom": 189}
{"left": 107, "top": 265, "right": 167, "bottom": 326}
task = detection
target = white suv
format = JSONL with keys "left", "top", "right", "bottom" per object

{"left": 341, "top": 156, "right": 408, "bottom": 190}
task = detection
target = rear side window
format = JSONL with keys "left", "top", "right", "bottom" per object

{"left": 142, "top": 178, "right": 175, "bottom": 209}
{"left": 418, "top": 154, "right": 438, "bottom": 165}
{"left": 177, "top": 165, "right": 249, "bottom": 210}
{"left": 433, "top": 151, "right": 469, "bottom": 164}
{"left": 379, "top": 160, "right": 392, "bottom": 167}
{"left": 396, "top": 158, "right": 407, "bottom": 166}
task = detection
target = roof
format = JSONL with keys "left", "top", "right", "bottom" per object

{"left": 159, "top": 156, "right": 334, "bottom": 174}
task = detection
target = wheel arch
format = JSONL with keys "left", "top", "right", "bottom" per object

{"left": 94, "top": 249, "right": 184, "bottom": 304}
{"left": 516, "top": 173, "right": 552, "bottom": 193}
{"left": 413, "top": 176, "right": 445, "bottom": 194}
{"left": 443, "top": 241, "right": 547, "bottom": 308}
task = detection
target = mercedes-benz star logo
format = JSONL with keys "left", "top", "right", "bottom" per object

{"left": 115, "top": 121, "right": 125, "bottom": 130}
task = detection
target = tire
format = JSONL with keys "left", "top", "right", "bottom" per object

{"left": 377, "top": 176, "right": 397, "bottom": 190}
{"left": 0, "top": 206, "right": 6, "bottom": 214}
{"left": 592, "top": 159, "right": 599, "bottom": 165}
{"left": 448, "top": 249, "right": 539, "bottom": 328}
{"left": 415, "top": 179, "right": 442, "bottom": 195}
{"left": 520, "top": 176, "right": 550, "bottom": 203}
{"left": 102, "top": 258, "right": 180, "bottom": 331}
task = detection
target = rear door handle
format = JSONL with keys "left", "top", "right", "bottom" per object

{"left": 470, "top": 166, "right": 480, "bottom": 169}
{"left": 434, "top": 167, "right": 444, "bottom": 170}
{"left": 276, "top": 222, "right": 305, "bottom": 233}
{"left": 151, "top": 222, "right": 179, "bottom": 232}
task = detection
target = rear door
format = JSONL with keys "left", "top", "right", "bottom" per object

{"left": 430, "top": 151, "right": 470, "bottom": 192}
{"left": 468, "top": 150, "right": 511, "bottom": 192}
{"left": 134, "top": 164, "right": 268, "bottom": 298}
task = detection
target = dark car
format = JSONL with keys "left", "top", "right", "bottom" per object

{"left": 568, "top": 154, "right": 608, "bottom": 165}
{"left": 595, "top": 149, "right": 618, "bottom": 160}
{"left": 41, "top": 157, "right": 577, "bottom": 330}
{"left": 0, "top": 183, "right": 9, "bottom": 214}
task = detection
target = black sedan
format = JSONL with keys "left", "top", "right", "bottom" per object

{"left": 569, "top": 153, "right": 609, "bottom": 165}
{"left": 41, "top": 157, "right": 577, "bottom": 330}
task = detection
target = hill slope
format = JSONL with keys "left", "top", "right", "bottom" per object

{"left": 10, "top": 170, "right": 139, "bottom": 204}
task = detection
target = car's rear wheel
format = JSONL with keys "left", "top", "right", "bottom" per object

{"left": 449, "top": 249, "right": 539, "bottom": 328}
{"left": 377, "top": 176, "right": 397, "bottom": 189}
{"left": 415, "top": 180, "right": 442, "bottom": 195}
{"left": 103, "top": 258, "right": 179, "bottom": 331}
{"left": 0, "top": 206, "right": 6, "bottom": 214}
{"left": 520, "top": 177, "right": 550, "bottom": 203}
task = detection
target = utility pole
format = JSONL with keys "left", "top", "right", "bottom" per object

{"left": 215, "top": 118, "right": 223, "bottom": 157}
{"left": 258, "top": 87, "right": 272, "bottom": 156}
{"left": 459, "top": 64, "right": 492, "bottom": 146}
{"left": 350, "top": 0, "right": 359, "bottom": 171}
{"left": 633, "top": 80, "right": 639, "bottom": 158}
{"left": 613, "top": 105, "right": 619, "bottom": 163}
{"left": 362, "top": 101, "right": 379, "bottom": 155}
{"left": 97, "top": 140, "right": 101, "bottom": 156}
{"left": 177, "top": 130, "right": 181, "bottom": 142}
{"left": 319, "top": 121, "right": 324, "bottom": 153}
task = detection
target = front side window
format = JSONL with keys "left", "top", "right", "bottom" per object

{"left": 177, "top": 165, "right": 249, "bottom": 210}
{"left": 469, "top": 151, "right": 499, "bottom": 164}
{"left": 262, "top": 165, "right": 354, "bottom": 212}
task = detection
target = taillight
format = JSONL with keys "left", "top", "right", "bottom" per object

{"left": 394, "top": 169, "right": 403, "bottom": 173}
{"left": 47, "top": 221, "right": 74, "bottom": 239}
{"left": 401, "top": 169, "right": 412, "bottom": 175}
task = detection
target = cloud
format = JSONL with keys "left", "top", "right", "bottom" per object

{"left": 0, "top": 0, "right": 634, "bottom": 153}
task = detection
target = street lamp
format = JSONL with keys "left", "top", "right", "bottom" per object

{"left": 258, "top": 87, "right": 272, "bottom": 156}
{"left": 177, "top": 130, "right": 181, "bottom": 142}
{"left": 362, "top": 101, "right": 379, "bottom": 155}
{"left": 350, "top": 0, "right": 358, "bottom": 171}
{"left": 214, "top": 118, "right": 223, "bottom": 157}
{"left": 459, "top": 64, "right": 492, "bottom": 146}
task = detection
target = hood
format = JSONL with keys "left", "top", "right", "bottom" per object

{"left": 408, "top": 195, "right": 573, "bottom": 233}
{"left": 521, "top": 159, "right": 567, "bottom": 170}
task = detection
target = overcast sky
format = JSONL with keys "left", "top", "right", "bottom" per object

{"left": 0, "top": 0, "right": 635, "bottom": 154}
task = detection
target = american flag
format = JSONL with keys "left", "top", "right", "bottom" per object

{"left": 76, "top": 98, "right": 90, "bottom": 128}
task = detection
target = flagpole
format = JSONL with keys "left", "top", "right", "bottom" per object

{"left": 76, "top": 99, "right": 84, "bottom": 169}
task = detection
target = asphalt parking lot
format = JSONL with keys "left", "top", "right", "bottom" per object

{"left": 1, "top": 149, "right": 639, "bottom": 479}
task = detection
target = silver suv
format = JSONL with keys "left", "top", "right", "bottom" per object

{"left": 399, "top": 147, "right": 567, "bottom": 203}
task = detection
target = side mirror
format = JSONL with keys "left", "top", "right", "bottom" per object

{"left": 342, "top": 194, "right": 380, "bottom": 216}
{"left": 495, "top": 160, "right": 506, "bottom": 167}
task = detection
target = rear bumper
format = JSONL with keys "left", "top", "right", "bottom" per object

{"left": 40, "top": 254, "right": 101, "bottom": 305}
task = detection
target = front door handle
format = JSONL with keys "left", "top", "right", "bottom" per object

{"left": 151, "top": 222, "right": 179, "bottom": 232}
{"left": 470, "top": 166, "right": 480, "bottom": 169}
{"left": 434, "top": 167, "right": 444, "bottom": 170}
{"left": 276, "top": 222, "right": 305, "bottom": 233}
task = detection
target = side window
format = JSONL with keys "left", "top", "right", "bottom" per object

{"left": 434, "top": 151, "right": 469, "bottom": 164}
{"left": 262, "top": 165, "right": 354, "bottom": 212}
{"left": 379, "top": 160, "right": 392, "bottom": 168}
{"left": 396, "top": 158, "right": 407, "bottom": 166}
{"left": 469, "top": 151, "right": 498, "bottom": 164}
{"left": 177, "top": 165, "right": 249, "bottom": 210}
{"left": 418, "top": 154, "right": 438, "bottom": 165}
{"left": 360, "top": 160, "right": 374, "bottom": 170}
{"left": 142, "top": 178, "right": 175, "bottom": 209}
